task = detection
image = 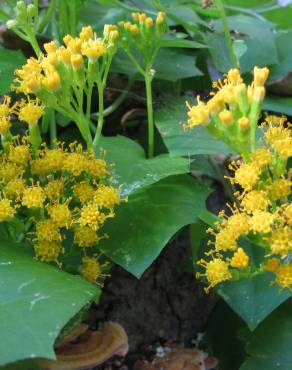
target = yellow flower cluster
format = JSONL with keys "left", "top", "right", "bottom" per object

{"left": 0, "top": 95, "right": 45, "bottom": 143}
{"left": 0, "top": 137, "right": 121, "bottom": 284}
{"left": 198, "top": 117, "right": 291, "bottom": 291}
{"left": 118, "top": 12, "right": 166, "bottom": 65}
{"left": 184, "top": 67, "right": 269, "bottom": 156}
{"left": 14, "top": 25, "right": 118, "bottom": 95}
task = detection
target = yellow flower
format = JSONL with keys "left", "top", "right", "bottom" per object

{"left": 0, "top": 198, "right": 16, "bottom": 222}
{"left": 268, "top": 178, "right": 291, "bottom": 200}
{"left": 93, "top": 185, "right": 120, "bottom": 210}
{"left": 274, "top": 263, "right": 292, "bottom": 290}
{"left": 282, "top": 203, "right": 292, "bottom": 226}
{"left": 34, "top": 240, "right": 64, "bottom": 263}
{"left": 264, "top": 258, "right": 280, "bottom": 273}
{"left": 230, "top": 247, "right": 249, "bottom": 269}
{"left": 227, "top": 68, "right": 242, "bottom": 85}
{"left": 269, "top": 226, "right": 292, "bottom": 255}
{"left": 0, "top": 117, "right": 11, "bottom": 135}
{"left": 73, "top": 181, "right": 95, "bottom": 204}
{"left": 253, "top": 66, "right": 269, "bottom": 87}
{"left": 4, "top": 178, "right": 25, "bottom": 199}
{"left": 42, "top": 70, "right": 61, "bottom": 92}
{"left": 70, "top": 54, "right": 83, "bottom": 69}
{"left": 22, "top": 185, "right": 45, "bottom": 208}
{"left": 81, "top": 39, "right": 106, "bottom": 61}
{"left": 0, "top": 162, "right": 24, "bottom": 183}
{"left": 81, "top": 256, "right": 102, "bottom": 282}
{"left": 156, "top": 11, "right": 166, "bottom": 25}
{"left": 79, "top": 26, "right": 94, "bottom": 41}
{"left": 35, "top": 219, "right": 61, "bottom": 242}
{"left": 0, "top": 95, "right": 12, "bottom": 117}
{"left": 74, "top": 226, "right": 99, "bottom": 248}
{"left": 14, "top": 57, "right": 42, "bottom": 94}
{"left": 207, "top": 93, "right": 225, "bottom": 114}
{"left": 17, "top": 98, "right": 45, "bottom": 126}
{"left": 185, "top": 98, "right": 210, "bottom": 128}
{"left": 219, "top": 109, "right": 233, "bottom": 126}
{"left": 272, "top": 137, "right": 292, "bottom": 160}
{"left": 44, "top": 178, "right": 65, "bottom": 200}
{"left": 85, "top": 158, "right": 108, "bottom": 179}
{"left": 250, "top": 148, "right": 273, "bottom": 168}
{"left": 8, "top": 143, "right": 31, "bottom": 165}
{"left": 240, "top": 190, "right": 270, "bottom": 213}
{"left": 249, "top": 210, "right": 275, "bottom": 234}
{"left": 79, "top": 202, "right": 107, "bottom": 230}
{"left": 47, "top": 202, "right": 72, "bottom": 228}
{"left": 232, "top": 162, "right": 261, "bottom": 191}
{"left": 238, "top": 117, "right": 250, "bottom": 131}
{"left": 199, "top": 258, "right": 232, "bottom": 290}
{"left": 214, "top": 228, "right": 238, "bottom": 251}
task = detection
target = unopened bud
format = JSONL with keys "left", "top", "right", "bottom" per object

{"left": 219, "top": 109, "right": 233, "bottom": 126}
{"left": 156, "top": 11, "right": 165, "bottom": 25}
{"left": 227, "top": 68, "right": 242, "bottom": 85}
{"left": 253, "top": 67, "right": 269, "bottom": 87}
{"left": 71, "top": 54, "right": 83, "bottom": 69}
{"left": 27, "top": 4, "right": 37, "bottom": 17}
{"left": 145, "top": 17, "right": 154, "bottom": 28}
{"left": 238, "top": 117, "right": 250, "bottom": 130}
{"left": 44, "top": 41, "right": 57, "bottom": 54}
{"left": 42, "top": 71, "right": 61, "bottom": 92}
{"left": 253, "top": 86, "right": 265, "bottom": 101}
{"left": 6, "top": 19, "right": 18, "bottom": 29}
{"left": 16, "top": 1, "right": 26, "bottom": 11}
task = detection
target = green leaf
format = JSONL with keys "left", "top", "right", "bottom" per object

{"left": 97, "top": 135, "right": 190, "bottom": 196}
{"left": 99, "top": 175, "right": 211, "bottom": 277}
{"left": 261, "top": 4, "right": 292, "bottom": 30}
{"left": 161, "top": 36, "right": 207, "bottom": 49}
{"left": 111, "top": 49, "right": 203, "bottom": 81}
{"left": 0, "top": 49, "right": 26, "bottom": 94}
{"left": 264, "top": 94, "right": 292, "bottom": 115}
{"left": 154, "top": 49, "right": 203, "bottom": 81}
{"left": 240, "top": 301, "right": 292, "bottom": 370}
{"left": 217, "top": 273, "right": 291, "bottom": 331}
{"left": 269, "top": 30, "right": 292, "bottom": 82}
{"left": 205, "top": 300, "right": 246, "bottom": 370}
{"left": 208, "top": 14, "right": 278, "bottom": 73}
{"left": 155, "top": 97, "right": 231, "bottom": 156}
{"left": 0, "top": 245, "right": 99, "bottom": 366}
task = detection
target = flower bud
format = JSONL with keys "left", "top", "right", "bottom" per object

{"left": 71, "top": 54, "right": 83, "bottom": 69}
{"left": 156, "top": 11, "right": 166, "bottom": 25}
{"left": 145, "top": 17, "right": 154, "bottom": 28}
{"left": 6, "top": 20, "right": 18, "bottom": 29}
{"left": 27, "top": 4, "right": 37, "bottom": 17}
{"left": 253, "top": 86, "right": 265, "bottom": 101}
{"left": 16, "top": 1, "right": 26, "bottom": 12}
{"left": 131, "top": 12, "right": 139, "bottom": 21}
{"left": 219, "top": 109, "right": 233, "bottom": 126}
{"left": 57, "top": 46, "right": 71, "bottom": 66}
{"left": 79, "top": 26, "right": 93, "bottom": 41}
{"left": 253, "top": 67, "right": 269, "bottom": 87}
{"left": 44, "top": 41, "right": 57, "bottom": 54}
{"left": 227, "top": 68, "right": 242, "bottom": 85}
{"left": 238, "top": 117, "right": 250, "bottom": 130}
{"left": 42, "top": 71, "right": 61, "bottom": 92}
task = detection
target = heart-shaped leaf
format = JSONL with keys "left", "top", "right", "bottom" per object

{"left": 99, "top": 175, "right": 210, "bottom": 277}
{"left": 0, "top": 244, "right": 99, "bottom": 366}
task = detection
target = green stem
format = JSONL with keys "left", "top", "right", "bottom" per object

{"left": 214, "top": 0, "right": 238, "bottom": 69}
{"left": 86, "top": 61, "right": 95, "bottom": 120}
{"left": 49, "top": 110, "right": 57, "bottom": 147}
{"left": 93, "top": 83, "right": 104, "bottom": 149}
{"left": 29, "top": 124, "right": 42, "bottom": 149}
{"left": 124, "top": 49, "right": 146, "bottom": 76}
{"left": 145, "top": 72, "right": 154, "bottom": 158}
{"left": 38, "top": 0, "right": 56, "bottom": 33}
{"left": 26, "top": 28, "right": 41, "bottom": 55}
{"left": 91, "top": 77, "right": 135, "bottom": 121}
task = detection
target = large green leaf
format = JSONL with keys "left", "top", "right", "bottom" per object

{"left": 0, "top": 245, "right": 99, "bottom": 366}
{"left": 155, "top": 97, "right": 231, "bottom": 156}
{"left": 111, "top": 48, "right": 202, "bottom": 81}
{"left": 240, "top": 301, "right": 292, "bottom": 370}
{"left": 99, "top": 175, "right": 210, "bottom": 277}
{"left": 0, "top": 49, "right": 26, "bottom": 94}
{"left": 208, "top": 14, "right": 278, "bottom": 73}
{"left": 264, "top": 95, "right": 292, "bottom": 115}
{"left": 269, "top": 30, "right": 292, "bottom": 82}
{"left": 97, "top": 135, "right": 190, "bottom": 196}
{"left": 217, "top": 273, "right": 291, "bottom": 330}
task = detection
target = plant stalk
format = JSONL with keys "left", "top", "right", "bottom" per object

{"left": 214, "top": 0, "right": 238, "bottom": 69}
{"left": 145, "top": 73, "right": 154, "bottom": 158}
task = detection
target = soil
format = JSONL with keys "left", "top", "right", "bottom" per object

{"left": 90, "top": 227, "right": 218, "bottom": 369}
